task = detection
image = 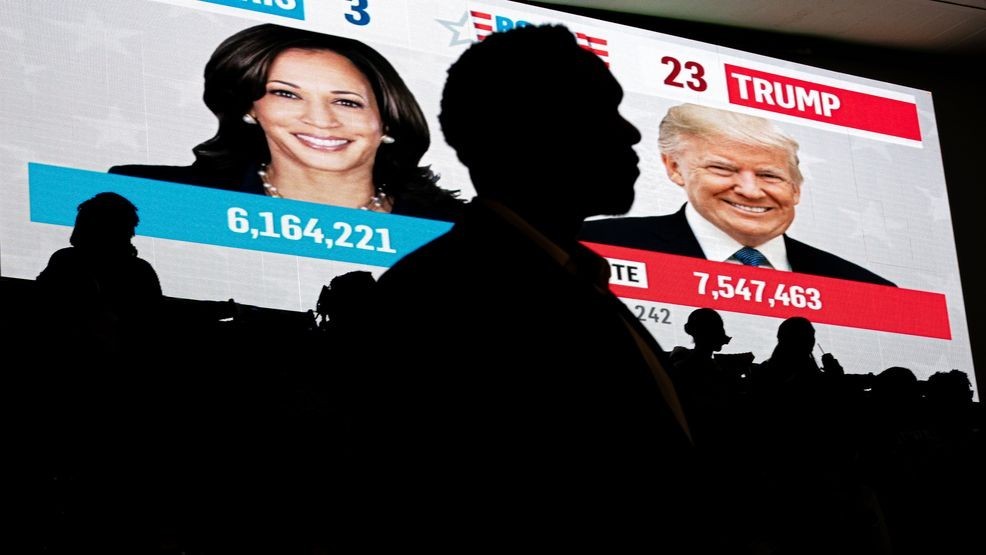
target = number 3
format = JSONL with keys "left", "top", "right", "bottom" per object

{"left": 345, "top": 0, "right": 370, "bottom": 26}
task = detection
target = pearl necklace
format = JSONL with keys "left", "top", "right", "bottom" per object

{"left": 258, "top": 164, "right": 387, "bottom": 211}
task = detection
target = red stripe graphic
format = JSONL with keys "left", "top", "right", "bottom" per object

{"left": 724, "top": 64, "right": 921, "bottom": 141}
{"left": 583, "top": 242, "right": 950, "bottom": 339}
{"left": 575, "top": 32, "right": 610, "bottom": 67}
{"left": 470, "top": 10, "right": 493, "bottom": 41}
{"left": 576, "top": 32, "right": 608, "bottom": 46}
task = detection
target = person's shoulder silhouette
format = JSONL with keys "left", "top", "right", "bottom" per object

{"left": 752, "top": 316, "right": 827, "bottom": 397}
{"left": 340, "top": 24, "right": 714, "bottom": 552}
{"left": 37, "top": 192, "right": 162, "bottom": 352}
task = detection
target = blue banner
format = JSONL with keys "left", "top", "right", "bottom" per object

{"left": 28, "top": 163, "right": 451, "bottom": 268}
{"left": 200, "top": 0, "right": 305, "bottom": 20}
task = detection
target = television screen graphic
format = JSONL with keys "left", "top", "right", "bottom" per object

{"left": 0, "top": 0, "right": 974, "bottom": 397}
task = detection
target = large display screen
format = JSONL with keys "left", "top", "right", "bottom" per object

{"left": 1, "top": 0, "right": 974, "bottom": 397}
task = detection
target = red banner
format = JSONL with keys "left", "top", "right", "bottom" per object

{"left": 584, "top": 242, "right": 950, "bottom": 339}
{"left": 724, "top": 63, "right": 921, "bottom": 141}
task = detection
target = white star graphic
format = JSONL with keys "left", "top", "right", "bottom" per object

{"left": 850, "top": 138, "right": 894, "bottom": 163}
{"left": 840, "top": 200, "right": 904, "bottom": 248}
{"left": 916, "top": 106, "right": 939, "bottom": 142}
{"left": 0, "top": 141, "right": 36, "bottom": 169}
{"left": 0, "top": 22, "right": 26, "bottom": 41}
{"left": 916, "top": 185, "right": 953, "bottom": 223}
{"left": 796, "top": 150, "right": 827, "bottom": 184}
{"left": 159, "top": 78, "right": 203, "bottom": 110}
{"left": 74, "top": 107, "right": 146, "bottom": 152}
{"left": 163, "top": 5, "right": 228, "bottom": 25}
{"left": 937, "top": 264, "right": 965, "bottom": 299}
{"left": 50, "top": 12, "right": 140, "bottom": 55}
{"left": 905, "top": 254, "right": 963, "bottom": 295}
{"left": 10, "top": 52, "right": 48, "bottom": 94}
{"left": 436, "top": 12, "right": 474, "bottom": 47}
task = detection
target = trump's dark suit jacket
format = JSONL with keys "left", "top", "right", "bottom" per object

{"left": 579, "top": 204, "right": 896, "bottom": 286}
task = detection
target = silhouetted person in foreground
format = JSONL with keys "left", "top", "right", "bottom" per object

{"left": 343, "top": 24, "right": 705, "bottom": 551}
{"left": 36, "top": 191, "right": 162, "bottom": 355}
{"left": 32, "top": 193, "right": 165, "bottom": 552}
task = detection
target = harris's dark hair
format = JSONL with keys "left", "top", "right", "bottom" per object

{"left": 194, "top": 23, "right": 434, "bottom": 192}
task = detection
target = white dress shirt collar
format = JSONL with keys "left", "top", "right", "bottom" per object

{"left": 684, "top": 203, "right": 791, "bottom": 271}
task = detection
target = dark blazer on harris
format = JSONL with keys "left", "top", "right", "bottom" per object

{"left": 579, "top": 204, "right": 896, "bottom": 287}
{"left": 108, "top": 162, "right": 466, "bottom": 222}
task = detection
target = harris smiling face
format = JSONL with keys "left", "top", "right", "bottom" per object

{"left": 658, "top": 103, "right": 803, "bottom": 247}
{"left": 199, "top": 24, "right": 432, "bottom": 190}
{"left": 249, "top": 48, "right": 384, "bottom": 180}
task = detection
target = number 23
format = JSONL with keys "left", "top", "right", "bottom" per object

{"left": 661, "top": 56, "right": 707, "bottom": 92}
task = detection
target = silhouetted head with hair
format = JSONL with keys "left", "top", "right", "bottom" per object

{"left": 683, "top": 307, "right": 731, "bottom": 353}
{"left": 926, "top": 369, "right": 973, "bottom": 406}
{"left": 775, "top": 316, "right": 815, "bottom": 354}
{"left": 439, "top": 24, "right": 641, "bottom": 228}
{"left": 319, "top": 270, "right": 377, "bottom": 325}
{"left": 870, "top": 366, "right": 922, "bottom": 416}
{"left": 69, "top": 192, "right": 140, "bottom": 253}
{"left": 874, "top": 366, "right": 918, "bottom": 392}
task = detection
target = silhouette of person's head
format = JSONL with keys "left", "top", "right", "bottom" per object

{"left": 318, "top": 270, "right": 377, "bottom": 326}
{"left": 871, "top": 366, "right": 921, "bottom": 414}
{"left": 775, "top": 316, "right": 816, "bottom": 355}
{"left": 439, "top": 24, "right": 641, "bottom": 228}
{"left": 926, "top": 369, "right": 974, "bottom": 406}
{"left": 875, "top": 366, "right": 918, "bottom": 388}
{"left": 69, "top": 192, "right": 140, "bottom": 252}
{"left": 683, "top": 308, "right": 731, "bottom": 353}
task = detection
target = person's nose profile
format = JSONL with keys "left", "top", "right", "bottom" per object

{"left": 622, "top": 115, "right": 642, "bottom": 146}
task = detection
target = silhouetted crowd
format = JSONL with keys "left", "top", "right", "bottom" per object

{"left": 663, "top": 308, "right": 982, "bottom": 555}
{"left": 6, "top": 24, "right": 983, "bottom": 555}
{"left": 4, "top": 269, "right": 981, "bottom": 554}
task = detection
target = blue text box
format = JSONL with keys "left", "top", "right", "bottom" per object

{"left": 29, "top": 163, "right": 451, "bottom": 268}
{"left": 200, "top": 0, "right": 305, "bottom": 20}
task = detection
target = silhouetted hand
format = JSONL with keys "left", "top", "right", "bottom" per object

{"left": 821, "top": 353, "right": 844, "bottom": 376}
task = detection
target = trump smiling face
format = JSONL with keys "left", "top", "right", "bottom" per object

{"left": 663, "top": 135, "right": 800, "bottom": 247}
